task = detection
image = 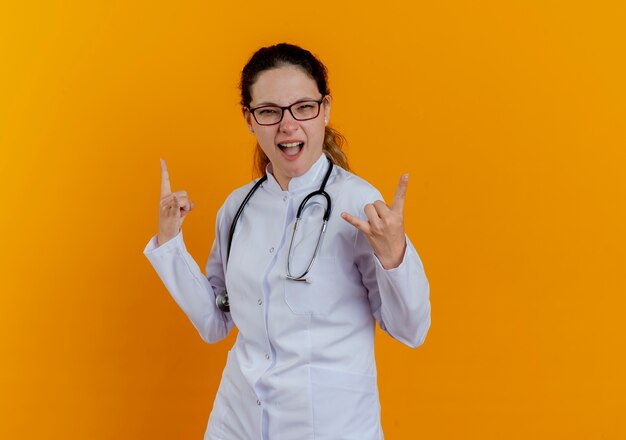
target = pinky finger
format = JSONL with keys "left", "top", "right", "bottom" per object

{"left": 341, "top": 212, "right": 370, "bottom": 234}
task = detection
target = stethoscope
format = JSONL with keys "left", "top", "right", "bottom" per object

{"left": 216, "top": 158, "right": 334, "bottom": 312}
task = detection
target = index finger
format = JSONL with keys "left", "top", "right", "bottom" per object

{"left": 391, "top": 173, "right": 409, "bottom": 213}
{"left": 160, "top": 158, "right": 172, "bottom": 197}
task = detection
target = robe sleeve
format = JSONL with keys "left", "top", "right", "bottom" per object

{"left": 143, "top": 206, "right": 234, "bottom": 343}
{"left": 353, "top": 200, "right": 431, "bottom": 348}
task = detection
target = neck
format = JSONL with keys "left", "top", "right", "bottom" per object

{"left": 276, "top": 175, "right": 291, "bottom": 191}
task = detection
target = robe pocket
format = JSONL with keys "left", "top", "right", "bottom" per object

{"left": 283, "top": 255, "right": 340, "bottom": 316}
{"left": 206, "top": 368, "right": 234, "bottom": 439}
{"left": 310, "top": 366, "right": 380, "bottom": 437}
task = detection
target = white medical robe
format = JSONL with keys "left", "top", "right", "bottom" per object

{"left": 144, "top": 154, "right": 431, "bottom": 439}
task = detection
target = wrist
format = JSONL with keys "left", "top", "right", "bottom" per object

{"left": 157, "top": 231, "right": 176, "bottom": 247}
{"left": 378, "top": 240, "right": 407, "bottom": 270}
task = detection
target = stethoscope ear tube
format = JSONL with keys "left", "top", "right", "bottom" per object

{"left": 285, "top": 219, "right": 329, "bottom": 282}
{"left": 296, "top": 190, "right": 332, "bottom": 221}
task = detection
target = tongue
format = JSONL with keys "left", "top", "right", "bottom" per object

{"left": 283, "top": 146, "right": 301, "bottom": 156}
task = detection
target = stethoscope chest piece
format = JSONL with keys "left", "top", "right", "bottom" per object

{"left": 216, "top": 290, "right": 230, "bottom": 312}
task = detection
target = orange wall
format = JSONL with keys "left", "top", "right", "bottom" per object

{"left": 1, "top": 0, "right": 625, "bottom": 438}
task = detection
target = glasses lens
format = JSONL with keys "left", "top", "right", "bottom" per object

{"left": 254, "top": 106, "right": 282, "bottom": 125}
{"left": 291, "top": 101, "right": 320, "bottom": 121}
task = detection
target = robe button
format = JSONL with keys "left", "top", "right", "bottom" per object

{"left": 258, "top": 298, "right": 263, "bottom": 305}
{"left": 269, "top": 247, "right": 274, "bottom": 253}
{"left": 265, "top": 353, "right": 270, "bottom": 360}
{"left": 256, "top": 399, "right": 262, "bottom": 406}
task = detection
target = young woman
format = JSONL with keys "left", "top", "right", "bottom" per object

{"left": 144, "top": 43, "right": 430, "bottom": 440}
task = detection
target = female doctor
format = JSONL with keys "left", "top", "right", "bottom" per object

{"left": 144, "top": 43, "right": 431, "bottom": 440}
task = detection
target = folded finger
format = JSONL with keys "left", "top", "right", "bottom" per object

{"left": 364, "top": 204, "right": 383, "bottom": 229}
{"left": 175, "top": 196, "right": 193, "bottom": 212}
{"left": 372, "top": 200, "right": 391, "bottom": 218}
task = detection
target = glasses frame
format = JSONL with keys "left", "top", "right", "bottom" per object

{"left": 246, "top": 97, "right": 327, "bottom": 126}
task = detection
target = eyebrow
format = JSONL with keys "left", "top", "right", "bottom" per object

{"left": 253, "top": 97, "right": 320, "bottom": 107}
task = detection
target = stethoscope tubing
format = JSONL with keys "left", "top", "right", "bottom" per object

{"left": 217, "top": 158, "right": 333, "bottom": 312}
{"left": 226, "top": 174, "right": 268, "bottom": 262}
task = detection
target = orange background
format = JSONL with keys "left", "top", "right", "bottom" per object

{"left": 1, "top": 0, "right": 625, "bottom": 438}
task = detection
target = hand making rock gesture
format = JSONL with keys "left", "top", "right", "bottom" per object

{"left": 157, "top": 159, "right": 195, "bottom": 246}
{"left": 341, "top": 174, "right": 409, "bottom": 269}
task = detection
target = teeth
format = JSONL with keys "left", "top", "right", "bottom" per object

{"left": 279, "top": 142, "right": 303, "bottom": 148}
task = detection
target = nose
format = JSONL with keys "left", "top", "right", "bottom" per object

{"left": 279, "top": 109, "right": 299, "bottom": 133}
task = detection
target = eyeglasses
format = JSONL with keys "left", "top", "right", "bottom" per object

{"left": 247, "top": 98, "right": 325, "bottom": 126}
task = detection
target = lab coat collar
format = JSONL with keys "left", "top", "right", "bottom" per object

{"left": 264, "top": 153, "right": 329, "bottom": 194}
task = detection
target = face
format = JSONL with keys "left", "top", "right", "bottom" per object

{"left": 244, "top": 65, "right": 331, "bottom": 190}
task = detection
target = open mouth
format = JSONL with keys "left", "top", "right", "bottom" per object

{"left": 277, "top": 142, "right": 304, "bottom": 157}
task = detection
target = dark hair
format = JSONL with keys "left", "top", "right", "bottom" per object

{"left": 240, "top": 43, "right": 350, "bottom": 176}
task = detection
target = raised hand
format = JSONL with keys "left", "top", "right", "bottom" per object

{"left": 157, "top": 159, "right": 195, "bottom": 246}
{"left": 341, "top": 174, "right": 409, "bottom": 269}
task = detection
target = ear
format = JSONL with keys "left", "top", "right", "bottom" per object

{"left": 242, "top": 107, "right": 255, "bottom": 134}
{"left": 323, "top": 95, "right": 332, "bottom": 126}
